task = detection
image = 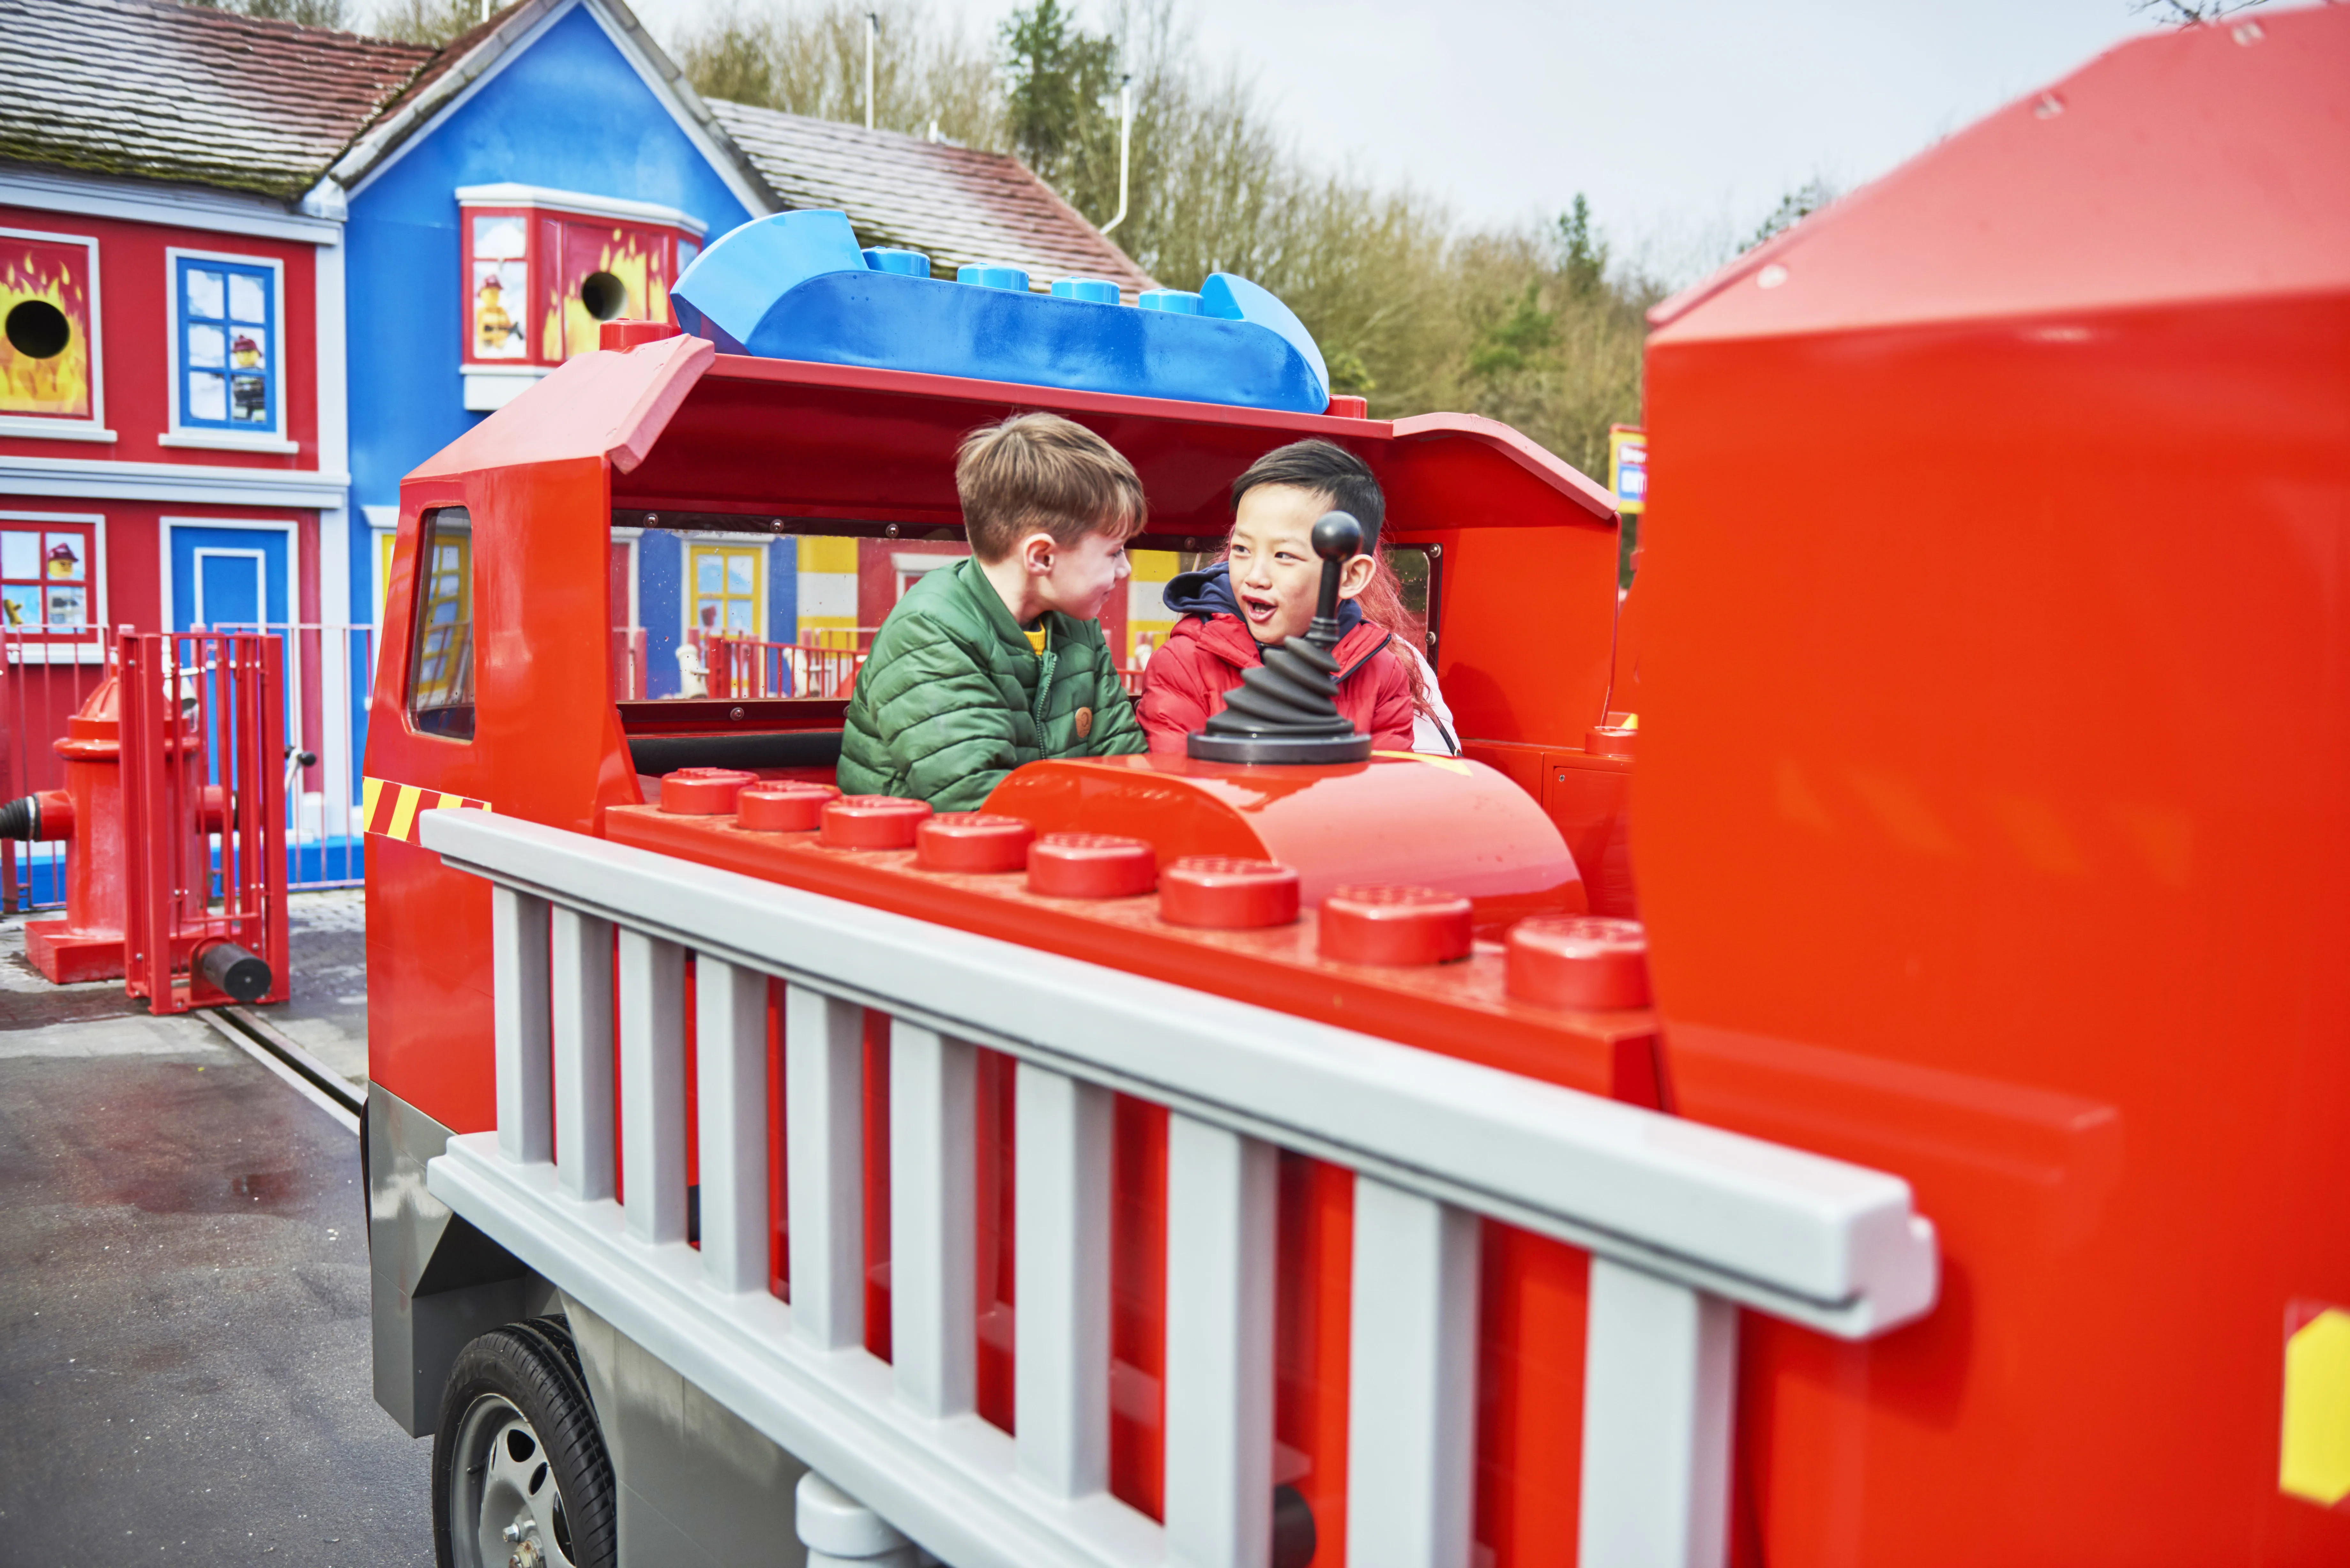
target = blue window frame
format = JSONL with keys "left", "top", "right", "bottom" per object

{"left": 174, "top": 256, "right": 276, "bottom": 432}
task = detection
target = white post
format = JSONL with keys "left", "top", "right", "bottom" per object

{"left": 864, "top": 12, "right": 879, "bottom": 131}
{"left": 799, "top": 1471, "right": 918, "bottom": 1568}
{"left": 550, "top": 906, "right": 615, "bottom": 1203}
{"left": 1102, "top": 77, "right": 1134, "bottom": 235}
{"left": 1345, "top": 1177, "right": 1480, "bottom": 1568}
{"left": 1578, "top": 1259, "right": 1739, "bottom": 1568}
{"left": 697, "top": 957, "right": 770, "bottom": 1293}
{"left": 312, "top": 213, "right": 353, "bottom": 839}
{"left": 618, "top": 931, "right": 688, "bottom": 1245}
{"left": 786, "top": 985, "right": 866, "bottom": 1351}
{"left": 1163, "top": 1113, "right": 1277, "bottom": 1568}
{"left": 490, "top": 886, "right": 551, "bottom": 1165}
{"left": 890, "top": 1021, "right": 976, "bottom": 1419}
{"left": 1013, "top": 1062, "right": 1112, "bottom": 1500}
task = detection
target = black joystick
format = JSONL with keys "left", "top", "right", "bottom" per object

{"left": 1186, "top": 511, "right": 1374, "bottom": 765}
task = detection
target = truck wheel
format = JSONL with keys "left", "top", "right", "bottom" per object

{"left": 433, "top": 1318, "right": 616, "bottom": 1568}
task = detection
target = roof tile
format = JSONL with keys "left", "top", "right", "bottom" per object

{"left": 708, "top": 100, "right": 1155, "bottom": 298}
{"left": 0, "top": 0, "right": 431, "bottom": 201}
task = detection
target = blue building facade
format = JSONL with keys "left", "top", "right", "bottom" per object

{"left": 336, "top": 0, "right": 770, "bottom": 648}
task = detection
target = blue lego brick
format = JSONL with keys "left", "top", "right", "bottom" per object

{"left": 672, "top": 210, "right": 1331, "bottom": 414}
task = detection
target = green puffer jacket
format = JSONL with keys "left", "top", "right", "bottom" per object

{"left": 838, "top": 559, "right": 1147, "bottom": 810}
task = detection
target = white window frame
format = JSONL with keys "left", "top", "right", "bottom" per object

{"left": 191, "top": 546, "right": 270, "bottom": 629}
{"left": 453, "top": 182, "right": 708, "bottom": 237}
{"left": 0, "top": 228, "right": 112, "bottom": 445}
{"left": 161, "top": 247, "right": 295, "bottom": 454}
{"left": 0, "top": 508, "right": 108, "bottom": 662}
{"left": 454, "top": 183, "right": 710, "bottom": 412}
{"left": 364, "top": 504, "right": 399, "bottom": 626}
{"left": 610, "top": 524, "right": 642, "bottom": 631}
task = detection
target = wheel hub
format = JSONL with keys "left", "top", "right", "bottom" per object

{"left": 451, "top": 1394, "right": 576, "bottom": 1568}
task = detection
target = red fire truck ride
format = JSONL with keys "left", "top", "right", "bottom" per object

{"left": 362, "top": 12, "right": 2350, "bottom": 1567}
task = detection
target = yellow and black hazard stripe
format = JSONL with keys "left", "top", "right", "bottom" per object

{"left": 362, "top": 776, "right": 492, "bottom": 845}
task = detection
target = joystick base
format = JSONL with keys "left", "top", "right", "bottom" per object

{"left": 1186, "top": 731, "right": 1373, "bottom": 765}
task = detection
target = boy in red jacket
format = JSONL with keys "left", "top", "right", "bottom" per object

{"left": 1137, "top": 439, "right": 1426, "bottom": 753}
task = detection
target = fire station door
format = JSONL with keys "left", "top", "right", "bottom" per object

{"left": 164, "top": 519, "right": 302, "bottom": 806}
{"left": 168, "top": 522, "right": 292, "bottom": 637}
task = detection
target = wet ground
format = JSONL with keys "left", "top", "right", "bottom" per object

{"left": 262, "top": 888, "right": 369, "bottom": 1085}
{"left": 0, "top": 893, "right": 431, "bottom": 1564}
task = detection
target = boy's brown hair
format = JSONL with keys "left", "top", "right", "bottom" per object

{"left": 957, "top": 412, "right": 1147, "bottom": 562}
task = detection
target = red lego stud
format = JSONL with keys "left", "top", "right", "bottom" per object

{"left": 660, "top": 767, "right": 759, "bottom": 815}
{"left": 1506, "top": 915, "right": 1650, "bottom": 1009}
{"left": 738, "top": 782, "right": 840, "bottom": 833}
{"left": 821, "top": 795, "right": 933, "bottom": 849}
{"left": 600, "top": 318, "right": 683, "bottom": 352}
{"left": 917, "top": 812, "right": 1035, "bottom": 873}
{"left": 1318, "top": 884, "right": 1474, "bottom": 966}
{"left": 1586, "top": 726, "right": 1637, "bottom": 757}
{"left": 1160, "top": 856, "right": 1300, "bottom": 929}
{"left": 1028, "top": 833, "right": 1157, "bottom": 898}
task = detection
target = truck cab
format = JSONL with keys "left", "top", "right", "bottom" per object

{"left": 363, "top": 16, "right": 2350, "bottom": 1561}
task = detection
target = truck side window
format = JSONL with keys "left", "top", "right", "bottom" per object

{"left": 407, "top": 507, "right": 475, "bottom": 739}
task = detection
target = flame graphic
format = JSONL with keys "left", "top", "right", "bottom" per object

{"left": 541, "top": 226, "right": 671, "bottom": 362}
{"left": 1, "top": 242, "right": 92, "bottom": 418}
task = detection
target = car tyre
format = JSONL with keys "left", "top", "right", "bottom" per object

{"left": 433, "top": 1316, "right": 616, "bottom": 1568}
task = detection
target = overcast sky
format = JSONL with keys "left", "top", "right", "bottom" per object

{"left": 628, "top": 0, "right": 2176, "bottom": 279}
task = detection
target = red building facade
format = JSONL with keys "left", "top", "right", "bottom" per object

{"left": 0, "top": 181, "right": 348, "bottom": 804}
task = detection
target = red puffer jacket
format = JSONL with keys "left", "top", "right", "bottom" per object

{"left": 1136, "top": 610, "right": 1416, "bottom": 754}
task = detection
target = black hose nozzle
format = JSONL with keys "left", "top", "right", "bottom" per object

{"left": 197, "top": 941, "right": 272, "bottom": 1004}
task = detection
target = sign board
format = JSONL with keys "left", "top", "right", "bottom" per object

{"left": 1609, "top": 424, "right": 1647, "bottom": 515}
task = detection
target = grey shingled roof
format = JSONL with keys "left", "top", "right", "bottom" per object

{"left": 0, "top": 0, "right": 432, "bottom": 201}
{"left": 707, "top": 100, "right": 1155, "bottom": 298}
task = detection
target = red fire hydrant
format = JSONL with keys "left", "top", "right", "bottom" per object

{"left": 3, "top": 671, "right": 124, "bottom": 983}
{"left": 0, "top": 670, "right": 234, "bottom": 985}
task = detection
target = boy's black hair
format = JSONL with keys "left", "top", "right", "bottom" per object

{"left": 1230, "top": 440, "right": 1384, "bottom": 550}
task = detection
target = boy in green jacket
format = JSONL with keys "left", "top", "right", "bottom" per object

{"left": 838, "top": 412, "right": 1149, "bottom": 809}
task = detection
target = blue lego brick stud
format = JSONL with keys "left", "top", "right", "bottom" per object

{"left": 672, "top": 209, "right": 1332, "bottom": 413}
{"left": 958, "top": 263, "right": 1032, "bottom": 291}
{"left": 863, "top": 247, "right": 931, "bottom": 278}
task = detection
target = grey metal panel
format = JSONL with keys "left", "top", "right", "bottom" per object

{"left": 431, "top": 1143, "right": 1165, "bottom": 1568}
{"left": 564, "top": 1295, "right": 809, "bottom": 1567}
{"left": 366, "top": 1084, "right": 551, "bottom": 1437}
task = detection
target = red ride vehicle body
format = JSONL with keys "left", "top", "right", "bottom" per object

{"left": 365, "top": 12, "right": 2350, "bottom": 1563}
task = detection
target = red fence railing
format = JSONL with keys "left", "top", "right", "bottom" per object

{"left": 118, "top": 631, "right": 288, "bottom": 1013}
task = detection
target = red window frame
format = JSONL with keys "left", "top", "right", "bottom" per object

{"left": 460, "top": 200, "right": 701, "bottom": 370}
{"left": 0, "top": 514, "right": 102, "bottom": 648}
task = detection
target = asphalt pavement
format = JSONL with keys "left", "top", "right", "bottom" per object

{"left": 0, "top": 903, "right": 431, "bottom": 1566}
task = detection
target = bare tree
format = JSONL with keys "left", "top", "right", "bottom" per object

{"left": 2129, "top": 0, "right": 2267, "bottom": 23}
{"left": 368, "top": 0, "right": 479, "bottom": 44}
{"left": 680, "top": 1, "right": 1002, "bottom": 147}
{"left": 676, "top": 0, "right": 1660, "bottom": 456}
{"left": 182, "top": 0, "right": 360, "bottom": 30}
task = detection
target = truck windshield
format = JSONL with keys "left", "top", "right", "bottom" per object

{"left": 406, "top": 507, "right": 474, "bottom": 739}
{"left": 611, "top": 516, "right": 897, "bottom": 704}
